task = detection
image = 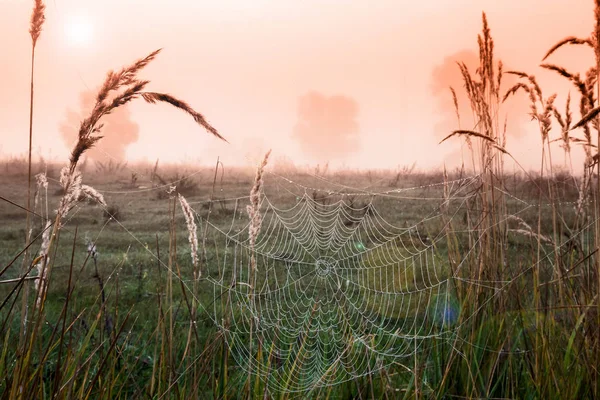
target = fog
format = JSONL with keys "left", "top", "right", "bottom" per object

{"left": 0, "top": 0, "right": 595, "bottom": 170}
{"left": 293, "top": 92, "right": 360, "bottom": 163}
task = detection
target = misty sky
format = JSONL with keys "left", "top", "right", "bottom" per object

{"left": 0, "top": 0, "right": 595, "bottom": 169}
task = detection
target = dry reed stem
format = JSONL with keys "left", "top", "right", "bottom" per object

{"left": 247, "top": 150, "right": 271, "bottom": 271}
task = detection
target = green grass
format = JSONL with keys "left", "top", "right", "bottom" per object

{"left": 0, "top": 160, "right": 594, "bottom": 399}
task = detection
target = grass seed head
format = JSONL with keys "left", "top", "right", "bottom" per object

{"left": 57, "top": 167, "right": 83, "bottom": 219}
{"left": 29, "top": 0, "right": 45, "bottom": 46}
{"left": 81, "top": 184, "right": 107, "bottom": 207}
{"left": 247, "top": 150, "right": 271, "bottom": 271}
{"left": 178, "top": 194, "right": 199, "bottom": 275}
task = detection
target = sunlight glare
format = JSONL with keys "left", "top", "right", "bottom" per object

{"left": 64, "top": 15, "right": 93, "bottom": 47}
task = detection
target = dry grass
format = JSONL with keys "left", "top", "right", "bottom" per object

{"left": 247, "top": 149, "right": 271, "bottom": 271}
{"left": 28, "top": 0, "right": 45, "bottom": 45}
{"left": 178, "top": 193, "right": 199, "bottom": 276}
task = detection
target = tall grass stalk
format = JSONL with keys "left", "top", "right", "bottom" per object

{"left": 18, "top": 0, "right": 46, "bottom": 361}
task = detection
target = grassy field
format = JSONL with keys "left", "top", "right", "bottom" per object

{"left": 0, "top": 158, "right": 591, "bottom": 399}
{"left": 3, "top": 0, "right": 600, "bottom": 398}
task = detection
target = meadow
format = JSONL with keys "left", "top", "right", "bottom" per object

{"left": 2, "top": 0, "right": 600, "bottom": 398}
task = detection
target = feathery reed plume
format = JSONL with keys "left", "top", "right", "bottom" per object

{"left": 565, "top": 91, "right": 573, "bottom": 128}
{"left": 449, "top": 86, "right": 471, "bottom": 149}
{"left": 178, "top": 194, "right": 199, "bottom": 278}
{"left": 576, "top": 171, "right": 592, "bottom": 220}
{"left": 504, "top": 72, "right": 558, "bottom": 141}
{"left": 572, "top": 105, "right": 600, "bottom": 130}
{"left": 68, "top": 49, "right": 225, "bottom": 177}
{"left": 32, "top": 172, "right": 50, "bottom": 310}
{"left": 449, "top": 87, "right": 461, "bottom": 126}
{"left": 35, "top": 172, "right": 47, "bottom": 190}
{"left": 502, "top": 82, "right": 531, "bottom": 103}
{"left": 540, "top": 64, "right": 595, "bottom": 146}
{"left": 32, "top": 173, "right": 47, "bottom": 221}
{"left": 540, "top": 64, "right": 588, "bottom": 102}
{"left": 553, "top": 93, "right": 573, "bottom": 154}
{"left": 56, "top": 49, "right": 226, "bottom": 228}
{"left": 56, "top": 167, "right": 82, "bottom": 220}
{"left": 140, "top": 93, "right": 227, "bottom": 142}
{"left": 247, "top": 150, "right": 271, "bottom": 271}
{"left": 540, "top": 94, "right": 558, "bottom": 140}
{"left": 508, "top": 215, "right": 553, "bottom": 245}
{"left": 440, "top": 130, "right": 508, "bottom": 154}
{"left": 543, "top": 37, "right": 593, "bottom": 61}
{"left": 452, "top": 13, "right": 504, "bottom": 163}
{"left": 54, "top": 168, "right": 105, "bottom": 221}
{"left": 442, "top": 166, "right": 450, "bottom": 213}
{"left": 27, "top": 172, "right": 48, "bottom": 246}
{"left": 29, "top": 0, "right": 45, "bottom": 46}
{"left": 541, "top": 5, "right": 600, "bottom": 166}
{"left": 504, "top": 70, "right": 528, "bottom": 79}
{"left": 497, "top": 59, "right": 503, "bottom": 94}
{"left": 527, "top": 75, "right": 543, "bottom": 102}
{"left": 34, "top": 220, "right": 51, "bottom": 309}
{"left": 81, "top": 185, "right": 107, "bottom": 206}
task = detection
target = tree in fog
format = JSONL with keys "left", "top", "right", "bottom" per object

{"left": 293, "top": 91, "right": 360, "bottom": 162}
{"left": 59, "top": 89, "right": 139, "bottom": 162}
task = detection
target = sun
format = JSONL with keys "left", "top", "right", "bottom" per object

{"left": 64, "top": 15, "right": 93, "bottom": 47}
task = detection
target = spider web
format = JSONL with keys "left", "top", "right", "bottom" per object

{"left": 204, "top": 174, "right": 479, "bottom": 393}
{"left": 18, "top": 141, "right": 590, "bottom": 397}
{"left": 31, "top": 152, "right": 583, "bottom": 394}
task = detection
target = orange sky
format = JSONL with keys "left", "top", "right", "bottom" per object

{"left": 0, "top": 0, "right": 595, "bottom": 170}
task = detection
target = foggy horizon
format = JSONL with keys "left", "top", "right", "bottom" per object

{"left": 1, "top": 0, "right": 595, "bottom": 170}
